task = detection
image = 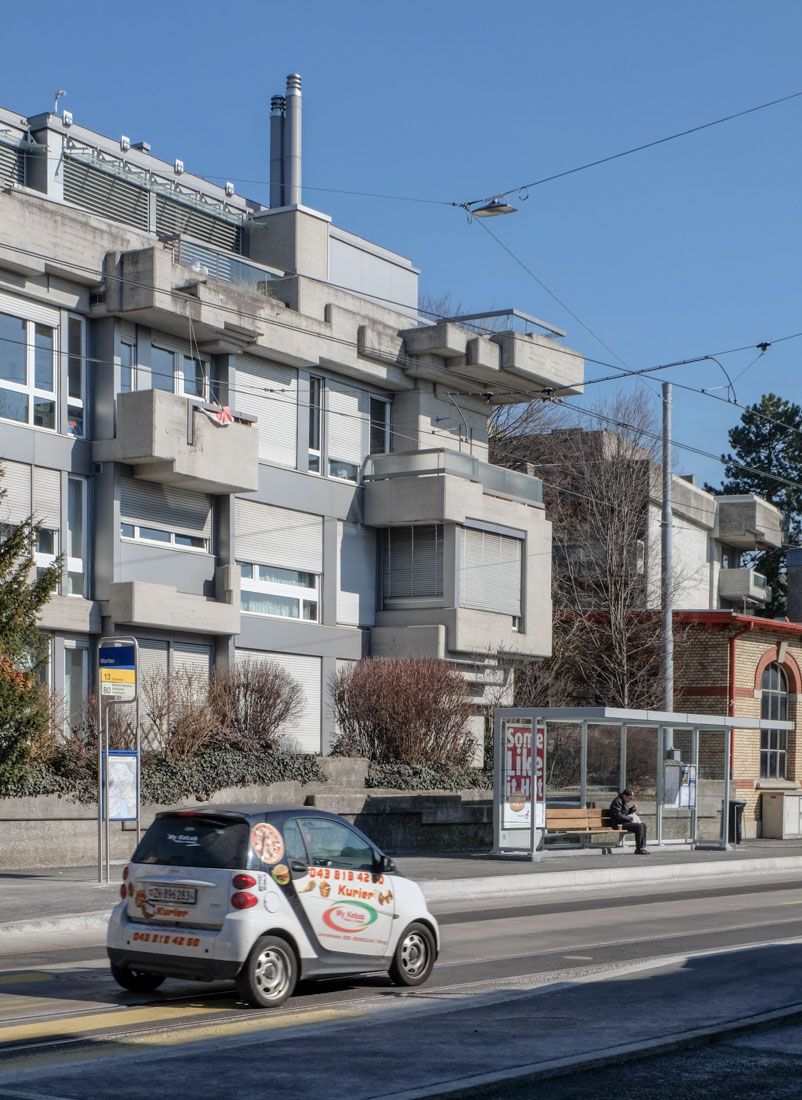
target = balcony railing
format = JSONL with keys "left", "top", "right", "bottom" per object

{"left": 363, "top": 449, "right": 542, "bottom": 506}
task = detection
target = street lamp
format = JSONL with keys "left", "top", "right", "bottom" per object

{"left": 470, "top": 197, "right": 518, "bottom": 218}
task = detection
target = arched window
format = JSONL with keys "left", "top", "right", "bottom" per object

{"left": 761, "top": 662, "right": 788, "bottom": 779}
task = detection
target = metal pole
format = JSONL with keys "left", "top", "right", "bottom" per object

{"left": 691, "top": 727, "right": 699, "bottom": 846}
{"left": 104, "top": 707, "right": 110, "bottom": 883}
{"left": 662, "top": 383, "right": 674, "bottom": 758}
{"left": 97, "top": 690, "right": 103, "bottom": 883}
{"left": 135, "top": 692, "right": 141, "bottom": 846}
{"left": 656, "top": 726, "right": 664, "bottom": 846}
{"left": 721, "top": 726, "right": 732, "bottom": 850}
{"left": 620, "top": 724, "right": 628, "bottom": 793}
{"left": 580, "top": 721, "right": 588, "bottom": 808}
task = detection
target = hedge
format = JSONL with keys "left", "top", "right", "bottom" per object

{"left": 366, "top": 762, "right": 492, "bottom": 791}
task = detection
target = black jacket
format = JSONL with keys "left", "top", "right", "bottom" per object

{"left": 609, "top": 794, "right": 636, "bottom": 826}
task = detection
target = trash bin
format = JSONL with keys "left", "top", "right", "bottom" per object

{"left": 728, "top": 799, "right": 747, "bottom": 844}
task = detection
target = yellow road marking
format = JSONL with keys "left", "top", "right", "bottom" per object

{"left": 778, "top": 901, "right": 802, "bottom": 906}
{"left": 0, "top": 1003, "right": 217, "bottom": 1045}
{"left": 0, "top": 974, "right": 52, "bottom": 986}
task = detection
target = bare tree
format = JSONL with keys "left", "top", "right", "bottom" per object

{"left": 209, "top": 660, "right": 304, "bottom": 753}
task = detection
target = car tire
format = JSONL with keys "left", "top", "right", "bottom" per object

{"left": 388, "top": 922, "right": 436, "bottom": 987}
{"left": 236, "top": 935, "right": 297, "bottom": 1008}
{"left": 110, "top": 964, "right": 166, "bottom": 993}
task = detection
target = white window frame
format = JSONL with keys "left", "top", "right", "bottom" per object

{"left": 34, "top": 526, "right": 59, "bottom": 588}
{"left": 238, "top": 560, "right": 320, "bottom": 622}
{"left": 120, "top": 337, "right": 137, "bottom": 394}
{"left": 120, "top": 522, "right": 209, "bottom": 553}
{"left": 67, "top": 476, "right": 88, "bottom": 597}
{"left": 66, "top": 316, "right": 85, "bottom": 438}
{"left": 63, "top": 639, "right": 89, "bottom": 736}
{"left": 150, "top": 342, "right": 209, "bottom": 399}
{"left": 308, "top": 375, "right": 323, "bottom": 473}
{"left": 0, "top": 311, "right": 58, "bottom": 431}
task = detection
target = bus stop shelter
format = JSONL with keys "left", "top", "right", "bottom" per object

{"left": 492, "top": 707, "right": 793, "bottom": 859}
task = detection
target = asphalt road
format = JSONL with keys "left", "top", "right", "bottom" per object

{"left": 2, "top": 876, "right": 802, "bottom": 1098}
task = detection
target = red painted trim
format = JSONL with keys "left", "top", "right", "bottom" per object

{"left": 753, "top": 648, "right": 802, "bottom": 694}
{"left": 681, "top": 685, "right": 753, "bottom": 698}
{"left": 676, "top": 610, "right": 802, "bottom": 637}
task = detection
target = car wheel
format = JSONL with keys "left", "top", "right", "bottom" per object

{"left": 110, "top": 964, "right": 166, "bottom": 993}
{"left": 236, "top": 935, "right": 297, "bottom": 1008}
{"left": 388, "top": 922, "right": 436, "bottom": 987}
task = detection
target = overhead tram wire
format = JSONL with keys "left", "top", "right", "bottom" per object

{"left": 455, "top": 90, "right": 802, "bottom": 211}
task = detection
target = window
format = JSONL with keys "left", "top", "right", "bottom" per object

{"left": 459, "top": 527, "right": 523, "bottom": 618}
{"left": 0, "top": 311, "right": 56, "bottom": 429}
{"left": 761, "top": 662, "right": 788, "bottom": 779}
{"left": 326, "top": 380, "right": 362, "bottom": 482}
{"left": 120, "top": 339, "right": 136, "bottom": 394}
{"left": 150, "top": 341, "right": 208, "bottom": 398}
{"left": 308, "top": 375, "right": 322, "bottom": 472}
{"left": 121, "top": 523, "right": 207, "bottom": 551}
{"left": 34, "top": 526, "right": 58, "bottom": 584}
{"left": 383, "top": 525, "right": 443, "bottom": 599}
{"left": 67, "top": 477, "right": 87, "bottom": 596}
{"left": 64, "top": 643, "right": 88, "bottom": 735}
{"left": 120, "top": 475, "right": 212, "bottom": 553}
{"left": 238, "top": 561, "right": 319, "bottom": 621}
{"left": 292, "top": 816, "right": 376, "bottom": 871}
{"left": 370, "top": 398, "right": 390, "bottom": 455}
{"left": 66, "top": 317, "right": 85, "bottom": 437}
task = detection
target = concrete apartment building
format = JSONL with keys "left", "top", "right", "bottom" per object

{"left": 0, "top": 76, "right": 585, "bottom": 753}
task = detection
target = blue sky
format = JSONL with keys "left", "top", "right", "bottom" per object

{"left": 3, "top": 1, "right": 800, "bottom": 487}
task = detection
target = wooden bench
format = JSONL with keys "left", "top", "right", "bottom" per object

{"left": 544, "top": 807, "right": 626, "bottom": 848}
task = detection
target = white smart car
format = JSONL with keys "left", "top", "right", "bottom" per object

{"left": 107, "top": 805, "right": 439, "bottom": 1008}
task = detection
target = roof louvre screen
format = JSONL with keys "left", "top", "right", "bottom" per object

{"left": 234, "top": 356, "right": 298, "bottom": 468}
{"left": 337, "top": 521, "right": 376, "bottom": 625}
{"left": 327, "top": 382, "right": 363, "bottom": 466}
{"left": 32, "top": 467, "right": 61, "bottom": 529}
{"left": 120, "top": 474, "right": 212, "bottom": 538}
{"left": 460, "top": 527, "right": 522, "bottom": 616}
{"left": 155, "top": 194, "right": 241, "bottom": 253}
{"left": 236, "top": 649, "right": 321, "bottom": 753}
{"left": 0, "top": 460, "right": 32, "bottom": 525}
{"left": 235, "top": 499, "right": 322, "bottom": 573}
{"left": 63, "top": 157, "right": 150, "bottom": 231}
{"left": 0, "top": 138, "right": 24, "bottom": 188}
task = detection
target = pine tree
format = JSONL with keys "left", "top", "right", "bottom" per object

{"left": 0, "top": 467, "right": 61, "bottom": 785}
{"left": 708, "top": 394, "right": 802, "bottom": 616}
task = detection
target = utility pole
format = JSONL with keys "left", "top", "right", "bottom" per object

{"left": 661, "top": 382, "right": 678, "bottom": 760}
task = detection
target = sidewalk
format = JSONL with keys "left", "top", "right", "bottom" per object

{"left": 3, "top": 837, "right": 802, "bottom": 934}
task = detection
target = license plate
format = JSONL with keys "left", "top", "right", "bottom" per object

{"left": 146, "top": 885, "right": 197, "bottom": 904}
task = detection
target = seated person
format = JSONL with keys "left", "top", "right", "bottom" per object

{"left": 609, "top": 788, "right": 649, "bottom": 854}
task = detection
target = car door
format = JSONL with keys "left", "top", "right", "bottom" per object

{"left": 283, "top": 816, "right": 395, "bottom": 956}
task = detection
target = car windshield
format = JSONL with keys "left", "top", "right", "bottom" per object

{"left": 132, "top": 815, "right": 250, "bottom": 868}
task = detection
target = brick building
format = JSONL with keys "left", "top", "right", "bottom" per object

{"left": 677, "top": 611, "right": 802, "bottom": 838}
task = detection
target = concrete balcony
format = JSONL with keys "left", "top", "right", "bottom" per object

{"left": 400, "top": 310, "right": 583, "bottom": 400}
{"left": 717, "top": 495, "right": 783, "bottom": 550}
{"left": 363, "top": 449, "right": 543, "bottom": 528}
{"left": 104, "top": 566, "right": 240, "bottom": 635}
{"left": 93, "top": 389, "right": 259, "bottom": 495}
{"left": 718, "top": 568, "right": 771, "bottom": 606}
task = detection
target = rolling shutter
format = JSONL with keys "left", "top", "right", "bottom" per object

{"left": 327, "top": 381, "right": 363, "bottom": 465}
{"left": 460, "top": 528, "right": 522, "bottom": 616}
{"left": 0, "top": 460, "right": 32, "bottom": 524}
{"left": 63, "top": 157, "right": 150, "bottom": 231}
{"left": 383, "top": 525, "right": 443, "bottom": 598}
{"left": 0, "top": 289, "right": 59, "bottom": 327}
{"left": 137, "top": 639, "right": 169, "bottom": 678}
{"left": 172, "top": 642, "right": 213, "bottom": 678}
{"left": 120, "top": 474, "right": 212, "bottom": 539}
{"left": 236, "top": 649, "right": 321, "bottom": 753}
{"left": 337, "top": 522, "right": 376, "bottom": 626}
{"left": 32, "top": 467, "right": 61, "bottom": 529}
{"left": 119, "top": 321, "right": 137, "bottom": 345}
{"left": 234, "top": 355, "right": 298, "bottom": 468}
{"left": 235, "top": 499, "right": 322, "bottom": 573}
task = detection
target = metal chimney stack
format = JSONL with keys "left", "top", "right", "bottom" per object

{"left": 284, "top": 73, "right": 302, "bottom": 207}
{"left": 786, "top": 547, "right": 802, "bottom": 621}
{"left": 269, "top": 95, "right": 285, "bottom": 208}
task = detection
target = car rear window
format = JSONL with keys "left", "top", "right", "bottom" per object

{"left": 132, "top": 816, "right": 250, "bottom": 869}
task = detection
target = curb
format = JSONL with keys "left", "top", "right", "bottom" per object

{"left": 2, "top": 910, "right": 112, "bottom": 936}
{"left": 421, "top": 854, "right": 802, "bottom": 902}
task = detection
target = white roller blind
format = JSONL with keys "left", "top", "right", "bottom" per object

{"left": 119, "top": 321, "right": 137, "bottom": 344}
{"left": 32, "top": 467, "right": 61, "bottom": 529}
{"left": 137, "top": 639, "right": 169, "bottom": 678}
{"left": 120, "top": 474, "right": 212, "bottom": 539}
{"left": 236, "top": 648, "right": 321, "bottom": 753}
{"left": 337, "top": 522, "right": 376, "bottom": 626}
{"left": 235, "top": 499, "right": 322, "bottom": 573}
{"left": 234, "top": 355, "right": 298, "bottom": 468}
{"left": 172, "top": 642, "right": 213, "bottom": 678}
{"left": 327, "top": 381, "right": 363, "bottom": 465}
{"left": 0, "top": 460, "right": 31, "bottom": 524}
{"left": 460, "top": 528, "right": 522, "bottom": 616}
{"left": 0, "top": 289, "right": 59, "bottom": 327}
{"left": 383, "top": 525, "right": 443, "bottom": 598}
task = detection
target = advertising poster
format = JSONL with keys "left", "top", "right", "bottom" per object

{"left": 502, "top": 720, "right": 545, "bottom": 828}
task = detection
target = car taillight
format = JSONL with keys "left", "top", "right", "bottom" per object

{"left": 120, "top": 884, "right": 127, "bottom": 899}
{"left": 231, "top": 891, "right": 258, "bottom": 909}
{"left": 232, "top": 874, "right": 256, "bottom": 890}
{"left": 122, "top": 866, "right": 129, "bottom": 880}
